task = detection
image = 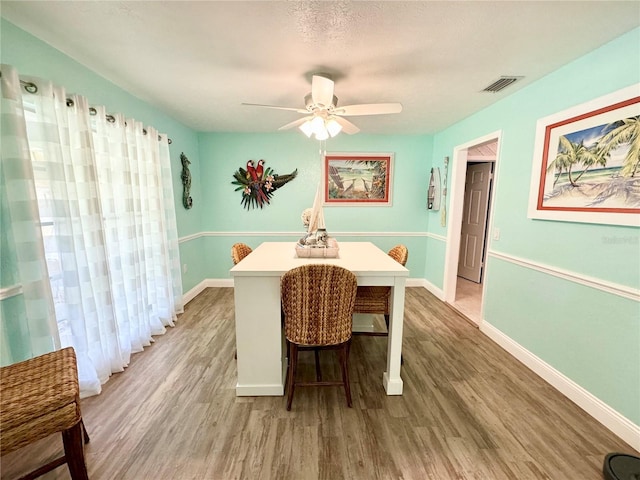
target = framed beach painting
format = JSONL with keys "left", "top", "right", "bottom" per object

{"left": 527, "top": 83, "right": 640, "bottom": 226}
{"left": 323, "top": 153, "right": 393, "bottom": 206}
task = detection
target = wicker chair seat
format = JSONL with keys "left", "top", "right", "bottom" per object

{"left": 353, "top": 286, "right": 390, "bottom": 314}
{"left": 1, "top": 348, "right": 81, "bottom": 453}
{"left": 2, "top": 403, "right": 79, "bottom": 454}
{"left": 0, "top": 347, "right": 89, "bottom": 479}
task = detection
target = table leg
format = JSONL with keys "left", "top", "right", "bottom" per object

{"left": 383, "top": 276, "right": 405, "bottom": 395}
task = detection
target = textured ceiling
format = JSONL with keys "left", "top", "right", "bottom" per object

{"left": 2, "top": 1, "right": 639, "bottom": 135}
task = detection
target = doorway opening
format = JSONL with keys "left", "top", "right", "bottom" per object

{"left": 443, "top": 132, "right": 501, "bottom": 325}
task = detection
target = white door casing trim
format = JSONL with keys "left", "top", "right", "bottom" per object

{"left": 443, "top": 130, "right": 502, "bottom": 309}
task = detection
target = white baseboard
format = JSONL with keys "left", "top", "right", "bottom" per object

{"left": 182, "top": 280, "right": 208, "bottom": 305}
{"left": 481, "top": 321, "right": 640, "bottom": 451}
{"left": 418, "top": 278, "right": 445, "bottom": 300}
{"left": 406, "top": 278, "right": 424, "bottom": 288}
{"left": 182, "top": 279, "right": 234, "bottom": 305}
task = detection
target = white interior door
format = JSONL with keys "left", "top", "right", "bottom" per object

{"left": 457, "top": 162, "right": 492, "bottom": 283}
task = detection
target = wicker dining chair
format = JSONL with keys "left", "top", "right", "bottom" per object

{"left": 231, "top": 242, "right": 253, "bottom": 265}
{"left": 0, "top": 347, "right": 90, "bottom": 480}
{"left": 281, "top": 264, "right": 358, "bottom": 410}
{"left": 353, "top": 244, "right": 409, "bottom": 335}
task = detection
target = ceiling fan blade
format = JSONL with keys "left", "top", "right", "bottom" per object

{"left": 311, "top": 75, "right": 335, "bottom": 108}
{"left": 332, "top": 116, "right": 360, "bottom": 135}
{"left": 242, "top": 103, "right": 308, "bottom": 114}
{"left": 335, "top": 103, "right": 403, "bottom": 116}
{"left": 278, "top": 116, "right": 313, "bottom": 131}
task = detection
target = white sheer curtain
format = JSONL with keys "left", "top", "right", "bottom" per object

{"left": 0, "top": 65, "right": 59, "bottom": 364}
{"left": 0, "top": 64, "right": 183, "bottom": 397}
{"left": 91, "top": 109, "right": 183, "bottom": 365}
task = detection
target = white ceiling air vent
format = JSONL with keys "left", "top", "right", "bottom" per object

{"left": 482, "top": 76, "right": 523, "bottom": 93}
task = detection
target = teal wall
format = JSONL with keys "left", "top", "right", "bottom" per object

{"left": 197, "top": 132, "right": 432, "bottom": 278}
{"left": 431, "top": 28, "right": 640, "bottom": 424}
{"left": 2, "top": 16, "right": 638, "bottom": 431}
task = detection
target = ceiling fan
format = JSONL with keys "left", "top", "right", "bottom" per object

{"left": 242, "top": 74, "right": 402, "bottom": 140}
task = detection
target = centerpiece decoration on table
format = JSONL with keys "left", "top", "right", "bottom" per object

{"left": 296, "top": 185, "right": 339, "bottom": 258}
{"left": 231, "top": 160, "right": 297, "bottom": 210}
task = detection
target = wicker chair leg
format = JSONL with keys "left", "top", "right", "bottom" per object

{"left": 286, "top": 343, "right": 298, "bottom": 411}
{"left": 61, "top": 421, "right": 89, "bottom": 480}
{"left": 16, "top": 458, "right": 66, "bottom": 480}
{"left": 314, "top": 349, "right": 322, "bottom": 381}
{"left": 81, "top": 419, "right": 90, "bottom": 444}
{"left": 338, "top": 342, "right": 352, "bottom": 408}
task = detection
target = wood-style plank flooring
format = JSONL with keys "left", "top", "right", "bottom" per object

{"left": 1, "top": 287, "right": 635, "bottom": 479}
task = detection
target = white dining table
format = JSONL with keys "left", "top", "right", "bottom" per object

{"left": 230, "top": 241, "right": 409, "bottom": 396}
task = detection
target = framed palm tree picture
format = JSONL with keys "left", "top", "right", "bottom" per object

{"left": 527, "top": 83, "right": 640, "bottom": 226}
{"left": 323, "top": 153, "right": 393, "bottom": 206}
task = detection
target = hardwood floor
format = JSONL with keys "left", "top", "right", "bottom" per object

{"left": 1, "top": 287, "right": 634, "bottom": 479}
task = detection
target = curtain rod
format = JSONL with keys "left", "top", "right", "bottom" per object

{"left": 1, "top": 71, "right": 172, "bottom": 144}
{"left": 83, "top": 104, "right": 173, "bottom": 144}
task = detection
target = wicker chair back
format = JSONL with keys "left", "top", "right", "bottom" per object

{"left": 231, "top": 243, "right": 253, "bottom": 265}
{"left": 281, "top": 264, "right": 357, "bottom": 346}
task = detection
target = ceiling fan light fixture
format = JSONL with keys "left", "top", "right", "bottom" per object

{"left": 303, "top": 116, "right": 328, "bottom": 140}
{"left": 299, "top": 120, "right": 314, "bottom": 138}
{"left": 299, "top": 116, "right": 331, "bottom": 140}
{"left": 310, "top": 116, "right": 324, "bottom": 131}
{"left": 314, "top": 125, "right": 329, "bottom": 141}
{"left": 326, "top": 117, "right": 342, "bottom": 137}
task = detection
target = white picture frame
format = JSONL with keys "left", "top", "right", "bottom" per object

{"left": 527, "top": 83, "right": 640, "bottom": 226}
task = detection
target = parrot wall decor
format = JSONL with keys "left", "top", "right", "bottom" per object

{"left": 231, "top": 160, "right": 297, "bottom": 210}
